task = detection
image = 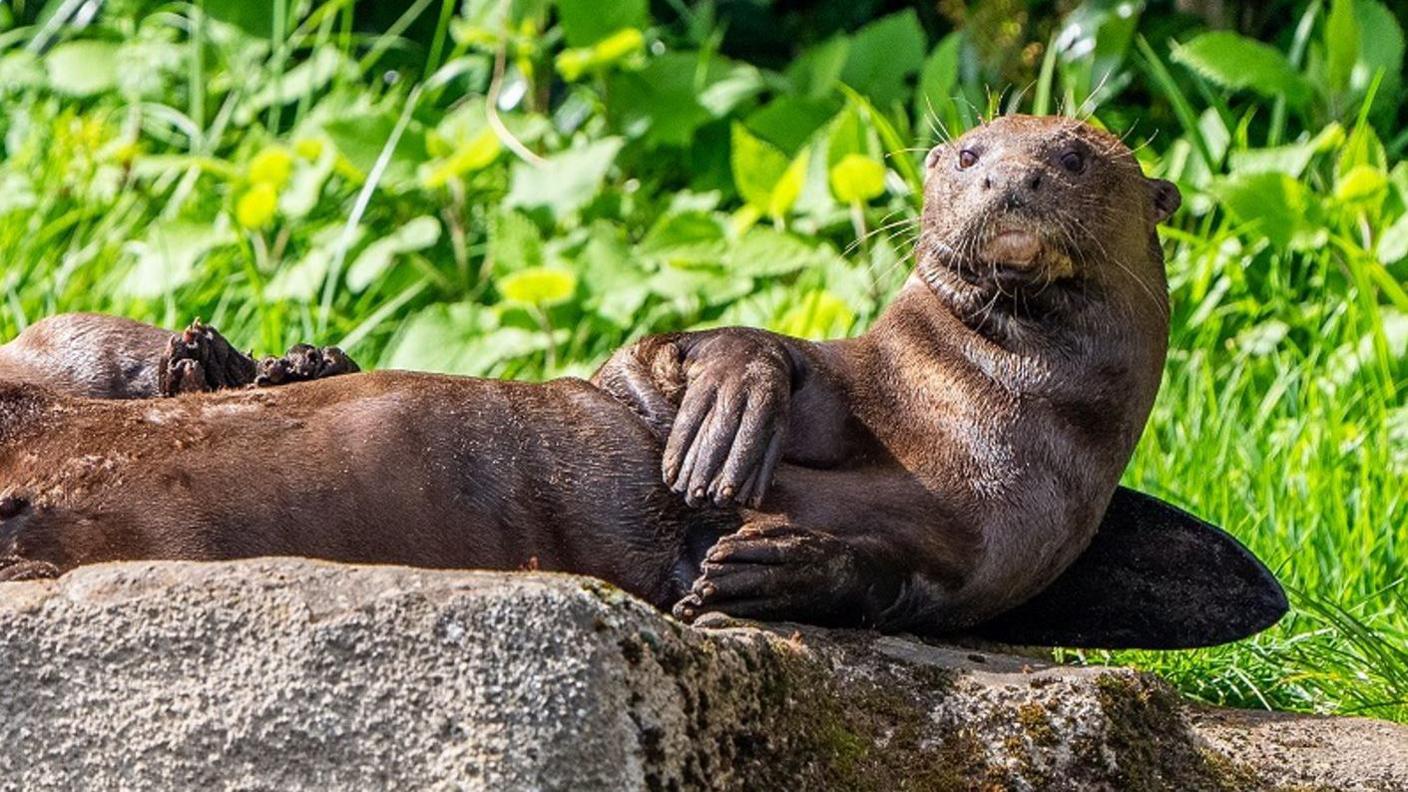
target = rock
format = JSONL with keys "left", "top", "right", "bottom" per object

{"left": 0, "top": 560, "right": 1403, "bottom": 791}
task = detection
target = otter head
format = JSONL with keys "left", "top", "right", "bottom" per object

{"left": 918, "top": 115, "right": 1180, "bottom": 324}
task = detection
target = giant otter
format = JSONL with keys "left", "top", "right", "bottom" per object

{"left": 0, "top": 116, "right": 1285, "bottom": 647}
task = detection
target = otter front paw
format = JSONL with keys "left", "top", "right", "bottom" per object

{"left": 255, "top": 344, "right": 359, "bottom": 387}
{"left": 664, "top": 333, "right": 792, "bottom": 509}
{"left": 158, "top": 320, "right": 259, "bottom": 397}
{"left": 673, "top": 525, "right": 868, "bottom": 625}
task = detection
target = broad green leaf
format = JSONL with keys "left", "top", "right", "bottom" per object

{"left": 829, "top": 154, "right": 887, "bottom": 204}
{"left": 45, "top": 40, "right": 119, "bottom": 96}
{"left": 744, "top": 97, "right": 837, "bottom": 155}
{"left": 120, "top": 219, "right": 236, "bottom": 298}
{"left": 490, "top": 211, "right": 546, "bottom": 278}
{"left": 555, "top": 28, "right": 645, "bottom": 81}
{"left": 498, "top": 267, "right": 578, "bottom": 306}
{"left": 507, "top": 137, "right": 623, "bottom": 217}
{"left": 610, "top": 54, "right": 762, "bottom": 147}
{"left": 774, "top": 290, "right": 856, "bottom": 340}
{"left": 420, "top": 128, "right": 502, "bottom": 188}
{"left": 726, "top": 227, "right": 823, "bottom": 277}
{"left": 1335, "top": 164, "right": 1389, "bottom": 205}
{"left": 1378, "top": 213, "right": 1408, "bottom": 265}
{"left": 381, "top": 303, "right": 556, "bottom": 376}
{"left": 578, "top": 221, "right": 650, "bottom": 327}
{"left": 324, "top": 107, "right": 429, "bottom": 190}
{"left": 786, "top": 37, "right": 850, "bottom": 99}
{"left": 1351, "top": 0, "right": 1406, "bottom": 121}
{"left": 204, "top": 0, "right": 290, "bottom": 38}
{"left": 839, "top": 10, "right": 926, "bottom": 106}
{"left": 916, "top": 33, "right": 962, "bottom": 136}
{"left": 1327, "top": 0, "right": 1360, "bottom": 93}
{"left": 556, "top": 0, "right": 646, "bottom": 47}
{"left": 1228, "top": 124, "right": 1345, "bottom": 177}
{"left": 826, "top": 107, "right": 872, "bottom": 167}
{"left": 730, "top": 124, "right": 808, "bottom": 220}
{"left": 1172, "top": 32, "right": 1312, "bottom": 106}
{"left": 347, "top": 216, "right": 442, "bottom": 293}
{"left": 1214, "top": 172, "right": 1323, "bottom": 252}
{"left": 640, "top": 211, "right": 727, "bottom": 265}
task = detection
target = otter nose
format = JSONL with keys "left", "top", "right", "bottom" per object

{"left": 983, "top": 167, "right": 1043, "bottom": 209}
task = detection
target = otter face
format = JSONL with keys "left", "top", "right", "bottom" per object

{"left": 918, "top": 115, "right": 1180, "bottom": 301}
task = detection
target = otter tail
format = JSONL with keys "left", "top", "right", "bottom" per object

{"left": 971, "top": 487, "right": 1288, "bottom": 649}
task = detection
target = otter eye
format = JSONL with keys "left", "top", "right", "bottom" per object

{"left": 1061, "top": 150, "right": 1086, "bottom": 174}
{"left": 957, "top": 149, "right": 979, "bottom": 170}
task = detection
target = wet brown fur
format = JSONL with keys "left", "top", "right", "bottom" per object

{"left": 0, "top": 115, "right": 1180, "bottom": 633}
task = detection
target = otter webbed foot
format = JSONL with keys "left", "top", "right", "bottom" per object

{"left": 674, "top": 524, "right": 889, "bottom": 626}
{"left": 255, "top": 344, "right": 360, "bottom": 387}
{"left": 158, "top": 321, "right": 259, "bottom": 397}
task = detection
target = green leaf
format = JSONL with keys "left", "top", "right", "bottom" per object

{"left": 555, "top": 27, "right": 645, "bottom": 81}
{"left": 578, "top": 221, "right": 650, "bottom": 327}
{"left": 346, "top": 216, "right": 441, "bottom": 293}
{"left": 1228, "top": 124, "right": 1345, "bottom": 177}
{"left": 381, "top": 303, "right": 555, "bottom": 376}
{"left": 498, "top": 267, "right": 578, "bottom": 306}
{"left": 507, "top": 137, "right": 623, "bottom": 217}
{"left": 640, "top": 211, "right": 727, "bottom": 265}
{"left": 730, "top": 124, "right": 808, "bottom": 220}
{"left": 203, "top": 0, "right": 291, "bottom": 38}
{"left": 120, "top": 219, "right": 236, "bottom": 298}
{"left": 489, "top": 211, "right": 546, "bottom": 278}
{"left": 744, "top": 97, "right": 838, "bottom": 155}
{"left": 1377, "top": 213, "right": 1408, "bottom": 265}
{"left": 1214, "top": 172, "right": 1323, "bottom": 252}
{"left": 1335, "top": 164, "right": 1389, "bottom": 205}
{"left": 1351, "top": 0, "right": 1406, "bottom": 121}
{"left": 916, "top": 33, "right": 962, "bottom": 135}
{"left": 1327, "top": 0, "right": 1360, "bottom": 93}
{"left": 829, "top": 154, "right": 887, "bottom": 204}
{"left": 324, "top": 107, "right": 429, "bottom": 190}
{"left": 774, "top": 290, "right": 856, "bottom": 340}
{"left": 726, "top": 227, "right": 824, "bottom": 278}
{"left": 839, "top": 10, "right": 926, "bottom": 106}
{"left": 44, "top": 40, "right": 120, "bottom": 97}
{"left": 786, "top": 37, "right": 850, "bottom": 99}
{"left": 556, "top": 0, "right": 646, "bottom": 47}
{"left": 1172, "top": 32, "right": 1312, "bottom": 106}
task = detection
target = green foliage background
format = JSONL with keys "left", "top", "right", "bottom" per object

{"left": 1, "top": 0, "right": 1404, "bottom": 720}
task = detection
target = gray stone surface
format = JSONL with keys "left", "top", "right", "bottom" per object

{"left": 1, "top": 559, "right": 1404, "bottom": 791}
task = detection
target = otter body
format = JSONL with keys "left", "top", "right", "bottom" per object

{"left": 0, "top": 372, "right": 731, "bottom": 606}
{"left": 0, "top": 116, "right": 1286, "bottom": 647}
{"left": 600, "top": 115, "right": 1183, "bottom": 629}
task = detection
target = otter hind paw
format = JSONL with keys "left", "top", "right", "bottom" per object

{"left": 255, "top": 344, "right": 360, "bottom": 388}
{"left": 673, "top": 526, "right": 863, "bottom": 624}
{"left": 158, "top": 320, "right": 259, "bottom": 397}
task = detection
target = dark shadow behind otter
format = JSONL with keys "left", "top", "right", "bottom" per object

{"left": 972, "top": 487, "right": 1288, "bottom": 649}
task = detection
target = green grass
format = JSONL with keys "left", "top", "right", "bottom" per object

{"left": 1, "top": 0, "right": 1404, "bottom": 722}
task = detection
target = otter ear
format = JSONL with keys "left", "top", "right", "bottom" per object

{"left": 970, "top": 487, "right": 1288, "bottom": 649}
{"left": 924, "top": 142, "right": 949, "bottom": 171}
{"left": 1148, "top": 178, "right": 1182, "bottom": 223}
